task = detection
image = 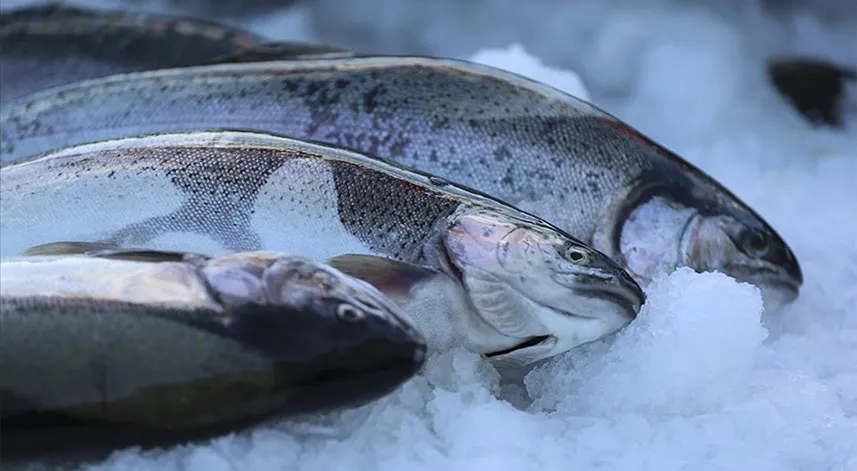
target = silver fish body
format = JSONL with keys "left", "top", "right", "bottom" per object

{"left": 0, "top": 130, "right": 644, "bottom": 368}
{"left": 0, "top": 4, "right": 349, "bottom": 103}
{"left": 0, "top": 249, "right": 425, "bottom": 460}
{"left": 0, "top": 56, "right": 802, "bottom": 309}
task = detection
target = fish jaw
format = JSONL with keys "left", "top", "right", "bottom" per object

{"left": 432, "top": 207, "right": 644, "bottom": 367}
{"left": 201, "top": 252, "right": 427, "bottom": 405}
{"left": 461, "top": 268, "right": 641, "bottom": 369}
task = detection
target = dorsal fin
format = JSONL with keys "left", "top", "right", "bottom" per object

{"left": 0, "top": 4, "right": 99, "bottom": 26}
{"left": 326, "top": 254, "right": 438, "bottom": 304}
{"left": 23, "top": 241, "right": 210, "bottom": 264}
{"left": 204, "top": 41, "right": 355, "bottom": 65}
{"left": 24, "top": 241, "right": 121, "bottom": 256}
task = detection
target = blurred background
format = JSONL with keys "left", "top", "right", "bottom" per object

{"left": 6, "top": 0, "right": 854, "bottom": 143}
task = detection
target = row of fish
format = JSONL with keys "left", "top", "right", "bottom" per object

{"left": 0, "top": 3, "right": 804, "bottom": 462}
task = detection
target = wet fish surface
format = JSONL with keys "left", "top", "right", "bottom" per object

{"left": 0, "top": 249, "right": 425, "bottom": 461}
{"left": 0, "top": 3, "right": 349, "bottom": 102}
{"left": 0, "top": 130, "right": 644, "bottom": 369}
{"left": 0, "top": 56, "right": 803, "bottom": 309}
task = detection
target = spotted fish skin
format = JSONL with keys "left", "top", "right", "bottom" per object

{"left": 0, "top": 130, "right": 546, "bottom": 263}
{"left": 0, "top": 130, "right": 646, "bottom": 373}
{"left": 0, "top": 56, "right": 802, "bottom": 307}
{"left": 0, "top": 3, "right": 267, "bottom": 103}
{"left": 0, "top": 250, "right": 426, "bottom": 461}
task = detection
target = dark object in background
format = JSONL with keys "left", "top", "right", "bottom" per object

{"left": 129, "top": 0, "right": 301, "bottom": 19}
{"left": 0, "top": 3, "right": 354, "bottom": 103}
{"left": 768, "top": 56, "right": 857, "bottom": 128}
{"left": 0, "top": 3, "right": 265, "bottom": 102}
{"left": 0, "top": 249, "right": 425, "bottom": 463}
{"left": 202, "top": 40, "right": 355, "bottom": 64}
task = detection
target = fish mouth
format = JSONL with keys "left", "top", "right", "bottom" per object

{"left": 723, "top": 265, "right": 801, "bottom": 300}
{"left": 484, "top": 335, "right": 553, "bottom": 358}
{"left": 481, "top": 282, "right": 634, "bottom": 360}
{"left": 563, "top": 273, "right": 644, "bottom": 319}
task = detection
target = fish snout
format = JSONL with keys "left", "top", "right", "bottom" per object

{"left": 781, "top": 244, "right": 803, "bottom": 289}
{"left": 754, "top": 226, "right": 803, "bottom": 294}
{"left": 615, "top": 265, "right": 646, "bottom": 316}
{"left": 227, "top": 292, "right": 427, "bottom": 412}
{"left": 760, "top": 247, "right": 802, "bottom": 310}
{"left": 305, "top": 297, "right": 428, "bottom": 406}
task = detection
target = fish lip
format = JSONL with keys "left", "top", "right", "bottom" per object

{"left": 556, "top": 272, "right": 644, "bottom": 319}
{"left": 764, "top": 273, "right": 802, "bottom": 295}
{"left": 723, "top": 264, "right": 801, "bottom": 299}
{"left": 513, "top": 272, "right": 631, "bottom": 321}
{"left": 576, "top": 287, "right": 642, "bottom": 319}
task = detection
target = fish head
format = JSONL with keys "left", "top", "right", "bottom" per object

{"left": 429, "top": 207, "right": 644, "bottom": 368}
{"left": 599, "top": 176, "right": 802, "bottom": 312}
{"left": 200, "top": 252, "right": 426, "bottom": 409}
{"left": 585, "top": 117, "right": 803, "bottom": 311}
{"left": 680, "top": 211, "right": 803, "bottom": 310}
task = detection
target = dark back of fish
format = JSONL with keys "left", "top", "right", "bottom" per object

{"left": 0, "top": 295, "right": 419, "bottom": 462}
{"left": 0, "top": 247, "right": 424, "bottom": 461}
{"left": 0, "top": 4, "right": 266, "bottom": 102}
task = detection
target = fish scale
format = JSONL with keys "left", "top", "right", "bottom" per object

{"left": 0, "top": 130, "right": 645, "bottom": 370}
{"left": 1, "top": 142, "right": 458, "bottom": 261}
{"left": 1, "top": 59, "right": 625, "bottom": 240}
{"left": 0, "top": 56, "right": 801, "bottom": 307}
{"left": 105, "top": 147, "right": 287, "bottom": 252}
{"left": 330, "top": 161, "right": 459, "bottom": 260}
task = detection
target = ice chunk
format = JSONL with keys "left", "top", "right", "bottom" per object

{"left": 526, "top": 268, "right": 768, "bottom": 416}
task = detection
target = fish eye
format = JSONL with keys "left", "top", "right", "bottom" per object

{"left": 564, "top": 247, "right": 589, "bottom": 264}
{"left": 336, "top": 303, "right": 366, "bottom": 322}
{"left": 742, "top": 229, "right": 769, "bottom": 255}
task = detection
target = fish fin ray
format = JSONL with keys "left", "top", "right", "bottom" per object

{"left": 23, "top": 241, "right": 120, "bottom": 256}
{"left": 23, "top": 241, "right": 209, "bottom": 264}
{"left": 326, "top": 254, "right": 437, "bottom": 303}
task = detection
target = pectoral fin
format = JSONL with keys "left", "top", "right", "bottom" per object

{"left": 23, "top": 241, "right": 210, "bottom": 264}
{"left": 88, "top": 249, "right": 212, "bottom": 264}
{"left": 326, "top": 254, "right": 439, "bottom": 304}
